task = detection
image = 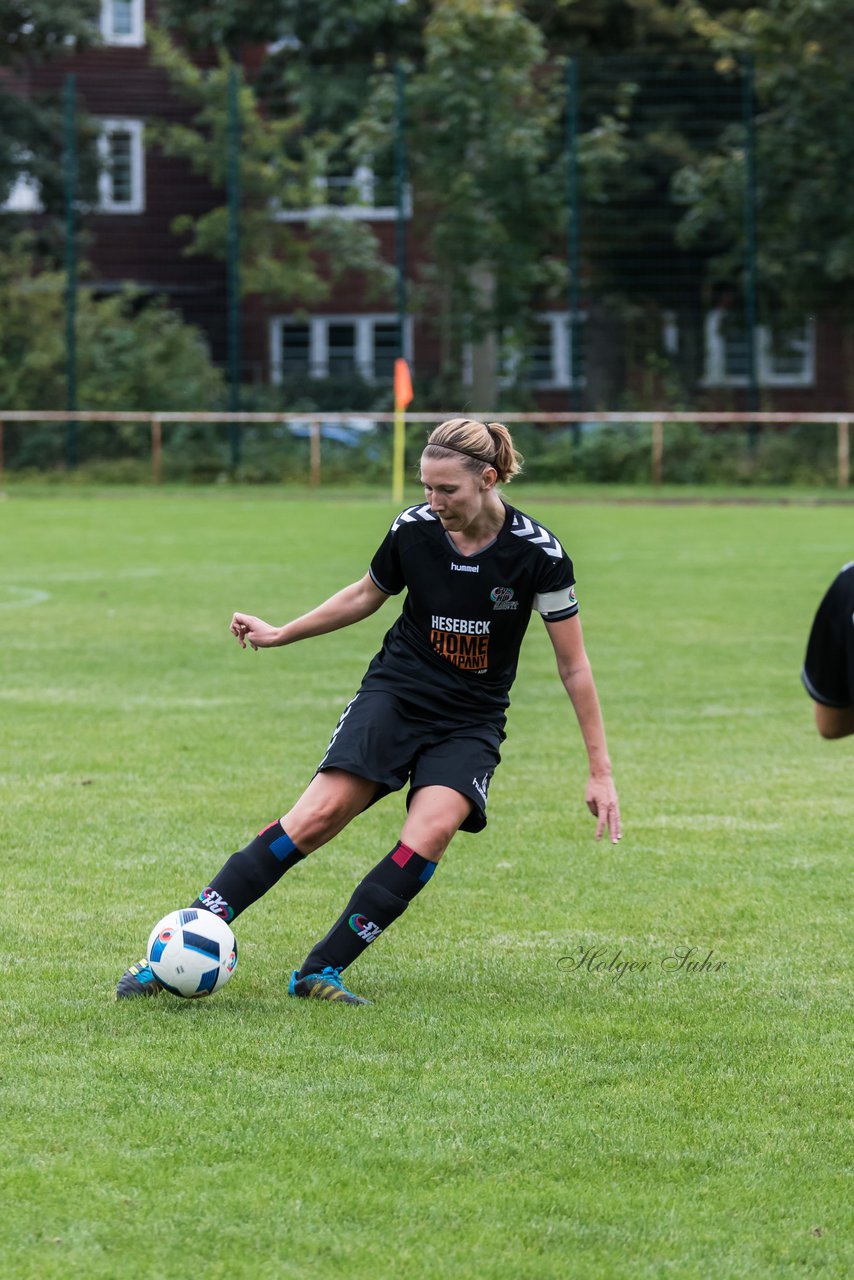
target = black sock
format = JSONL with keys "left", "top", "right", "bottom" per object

{"left": 297, "top": 840, "right": 437, "bottom": 978}
{"left": 190, "top": 821, "right": 305, "bottom": 922}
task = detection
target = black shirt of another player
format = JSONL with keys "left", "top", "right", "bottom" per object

{"left": 802, "top": 562, "right": 854, "bottom": 708}
{"left": 365, "top": 501, "right": 578, "bottom": 718}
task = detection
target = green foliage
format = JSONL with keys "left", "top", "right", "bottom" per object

{"left": 157, "top": 0, "right": 420, "bottom": 61}
{"left": 0, "top": 0, "right": 100, "bottom": 64}
{"left": 0, "top": 2, "right": 100, "bottom": 257}
{"left": 146, "top": 28, "right": 394, "bottom": 305}
{"left": 669, "top": 0, "right": 854, "bottom": 324}
{"left": 406, "top": 0, "right": 565, "bottom": 355}
{"left": 158, "top": 377, "right": 394, "bottom": 485}
{"left": 0, "top": 239, "right": 224, "bottom": 467}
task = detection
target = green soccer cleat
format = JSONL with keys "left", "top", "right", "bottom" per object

{"left": 116, "top": 958, "right": 163, "bottom": 999}
{"left": 288, "top": 965, "right": 370, "bottom": 1005}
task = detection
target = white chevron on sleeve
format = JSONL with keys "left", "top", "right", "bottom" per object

{"left": 392, "top": 503, "right": 437, "bottom": 532}
{"left": 511, "top": 513, "right": 564, "bottom": 558}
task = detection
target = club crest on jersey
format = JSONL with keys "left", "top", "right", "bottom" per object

{"left": 490, "top": 586, "right": 518, "bottom": 611}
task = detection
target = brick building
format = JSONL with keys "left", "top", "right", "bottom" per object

{"left": 4, "top": 0, "right": 847, "bottom": 411}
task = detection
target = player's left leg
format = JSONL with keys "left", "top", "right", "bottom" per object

{"left": 117, "top": 770, "right": 377, "bottom": 1000}
{"left": 288, "top": 786, "right": 471, "bottom": 1004}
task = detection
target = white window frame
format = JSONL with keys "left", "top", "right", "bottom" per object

{"left": 702, "top": 309, "right": 815, "bottom": 388}
{"left": 100, "top": 0, "right": 145, "bottom": 47}
{"left": 463, "top": 312, "right": 586, "bottom": 390}
{"left": 97, "top": 119, "right": 145, "bottom": 214}
{"left": 270, "top": 314, "right": 413, "bottom": 384}
{"left": 274, "top": 162, "right": 412, "bottom": 224}
{"left": 1, "top": 152, "right": 43, "bottom": 213}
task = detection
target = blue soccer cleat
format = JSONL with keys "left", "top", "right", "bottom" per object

{"left": 116, "top": 958, "right": 163, "bottom": 999}
{"left": 288, "top": 966, "right": 370, "bottom": 1005}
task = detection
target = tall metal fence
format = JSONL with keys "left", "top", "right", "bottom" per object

{"left": 0, "top": 49, "right": 781, "bottom": 477}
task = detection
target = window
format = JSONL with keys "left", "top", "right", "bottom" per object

{"left": 274, "top": 156, "right": 411, "bottom": 223}
{"left": 703, "top": 310, "right": 815, "bottom": 387}
{"left": 270, "top": 315, "right": 413, "bottom": 383}
{"left": 100, "top": 0, "right": 145, "bottom": 46}
{"left": 1, "top": 154, "right": 42, "bottom": 213}
{"left": 97, "top": 120, "right": 145, "bottom": 213}
{"left": 463, "top": 313, "right": 586, "bottom": 389}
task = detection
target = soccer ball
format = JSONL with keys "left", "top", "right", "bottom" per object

{"left": 146, "top": 908, "right": 237, "bottom": 998}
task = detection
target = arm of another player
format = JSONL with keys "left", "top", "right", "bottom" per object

{"left": 813, "top": 703, "right": 854, "bottom": 739}
{"left": 545, "top": 613, "right": 621, "bottom": 844}
{"left": 231, "top": 572, "right": 390, "bottom": 650}
{"left": 802, "top": 566, "right": 854, "bottom": 738}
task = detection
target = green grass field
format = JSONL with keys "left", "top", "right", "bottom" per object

{"left": 2, "top": 485, "right": 851, "bottom": 1279}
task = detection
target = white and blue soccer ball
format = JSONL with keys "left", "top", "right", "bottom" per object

{"left": 146, "top": 908, "right": 237, "bottom": 998}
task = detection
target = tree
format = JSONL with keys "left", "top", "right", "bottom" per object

{"left": 145, "top": 0, "right": 854, "bottom": 402}
{"left": 408, "top": 0, "right": 565, "bottom": 401}
{"left": 0, "top": 238, "right": 224, "bottom": 425}
{"left": 146, "top": 26, "right": 394, "bottom": 306}
{"left": 0, "top": 0, "right": 100, "bottom": 62}
{"left": 668, "top": 0, "right": 854, "bottom": 330}
{"left": 0, "top": 2, "right": 100, "bottom": 255}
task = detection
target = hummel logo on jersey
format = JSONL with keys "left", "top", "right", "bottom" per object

{"left": 391, "top": 503, "right": 437, "bottom": 532}
{"left": 451, "top": 562, "right": 479, "bottom": 573}
{"left": 510, "top": 512, "right": 563, "bottom": 559}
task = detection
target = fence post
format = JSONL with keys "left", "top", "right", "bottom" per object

{"left": 0, "top": 417, "right": 4, "bottom": 480}
{"left": 651, "top": 420, "right": 663, "bottom": 484}
{"left": 394, "top": 62, "right": 408, "bottom": 368}
{"left": 741, "top": 56, "right": 760, "bottom": 445}
{"left": 838, "top": 420, "right": 850, "bottom": 490}
{"left": 64, "top": 73, "right": 78, "bottom": 469}
{"left": 151, "top": 415, "right": 163, "bottom": 484}
{"left": 309, "top": 420, "right": 321, "bottom": 487}
{"left": 226, "top": 63, "right": 242, "bottom": 468}
{"left": 565, "top": 56, "right": 582, "bottom": 436}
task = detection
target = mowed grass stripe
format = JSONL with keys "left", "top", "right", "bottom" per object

{"left": 1, "top": 488, "right": 851, "bottom": 1279}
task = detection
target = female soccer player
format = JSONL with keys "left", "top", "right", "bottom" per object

{"left": 118, "top": 418, "right": 621, "bottom": 1004}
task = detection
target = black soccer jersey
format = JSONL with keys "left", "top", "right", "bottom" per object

{"left": 364, "top": 500, "right": 577, "bottom": 716}
{"left": 802, "top": 561, "right": 854, "bottom": 708}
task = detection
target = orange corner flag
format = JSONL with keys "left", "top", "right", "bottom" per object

{"left": 394, "top": 357, "right": 413, "bottom": 410}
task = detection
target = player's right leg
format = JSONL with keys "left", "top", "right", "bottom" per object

{"left": 116, "top": 770, "right": 378, "bottom": 999}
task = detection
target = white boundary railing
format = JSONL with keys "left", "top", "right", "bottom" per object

{"left": 0, "top": 409, "right": 850, "bottom": 489}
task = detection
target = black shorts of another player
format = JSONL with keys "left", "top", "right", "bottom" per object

{"left": 316, "top": 689, "right": 505, "bottom": 833}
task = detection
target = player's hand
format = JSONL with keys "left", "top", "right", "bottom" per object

{"left": 586, "top": 774, "right": 621, "bottom": 844}
{"left": 230, "top": 612, "right": 281, "bottom": 650}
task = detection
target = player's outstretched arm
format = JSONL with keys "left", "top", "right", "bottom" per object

{"left": 231, "top": 573, "right": 389, "bottom": 650}
{"left": 814, "top": 702, "right": 854, "bottom": 739}
{"left": 545, "top": 613, "right": 621, "bottom": 844}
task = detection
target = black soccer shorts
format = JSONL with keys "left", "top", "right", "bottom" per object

{"left": 316, "top": 688, "right": 505, "bottom": 832}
